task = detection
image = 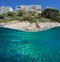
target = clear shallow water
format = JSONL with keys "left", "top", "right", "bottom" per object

{"left": 0, "top": 27, "right": 60, "bottom": 62}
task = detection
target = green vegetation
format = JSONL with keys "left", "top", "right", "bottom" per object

{"left": 0, "top": 8, "right": 60, "bottom": 23}
{"left": 7, "top": 11, "right": 15, "bottom": 17}
{"left": 0, "top": 14, "right": 5, "bottom": 19}
{"left": 41, "top": 8, "right": 60, "bottom": 22}
{"left": 23, "top": 15, "right": 33, "bottom": 22}
{"left": 17, "top": 10, "right": 25, "bottom": 16}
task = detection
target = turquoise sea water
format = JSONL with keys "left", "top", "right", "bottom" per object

{"left": 0, "top": 27, "right": 60, "bottom": 62}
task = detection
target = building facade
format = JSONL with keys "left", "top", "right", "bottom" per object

{"left": 0, "top": 6, "right": 13, "bottom": 14}
{"left": 16, "top": 5, "right": 42, "bottom": 13}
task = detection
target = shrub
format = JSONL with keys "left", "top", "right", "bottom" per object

{"left": 0, "top": 14, "right": 4, "bottom": 19}
{"left": 7, "top": 11, "right": 15, "bottom": 17}
{"left": 16, "top": 17, "right": 23, "bottom": 21}
{"left": 23, "top": 15, "right": 33, "bottom": 22}
{"left": 17, "top": 10, "right": 25, "bottom": 16}
{"left": 52, "top": 16, "right": 60, "bottom": 22}
{"left": 37, "top": 13, "right": 41, "bottom": 19}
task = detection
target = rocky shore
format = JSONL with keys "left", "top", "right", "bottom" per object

{"left": 0, "top": 21, "right": 60, "bottom": 31}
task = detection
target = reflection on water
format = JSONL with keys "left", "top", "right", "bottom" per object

{"left": 0, "top": 27, "right": 60, "bottom": 62}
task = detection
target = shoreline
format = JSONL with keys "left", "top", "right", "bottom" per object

{"left": 0, "top": 21, "right": 60, "bottom": 31}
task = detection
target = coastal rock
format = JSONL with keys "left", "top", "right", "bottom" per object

{"left": 2, "top": 21, "right": 60, "bottom": 31}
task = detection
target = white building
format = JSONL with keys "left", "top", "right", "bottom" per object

{"left": 30, "top": 5, "right": 42, "bottom": 13}
{"left": 0, "top": 6, "right": 13, "bottom": 14}
{"left": 16, "top": 5, "right": 30, "bottom": 12}
{"left": 16, "top": 5, "right": 42, "bottom": 13}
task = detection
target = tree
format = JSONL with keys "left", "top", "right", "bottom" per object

{"left": 41, "top": 8, "right": 59, "bottom": 19}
